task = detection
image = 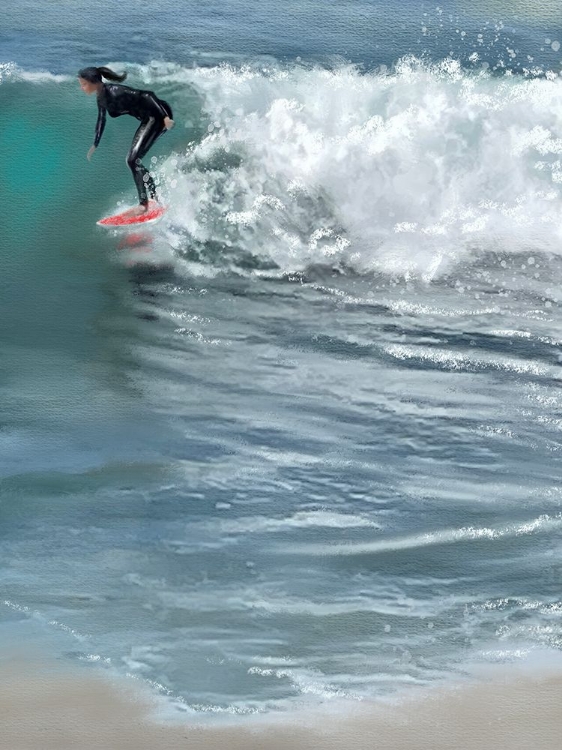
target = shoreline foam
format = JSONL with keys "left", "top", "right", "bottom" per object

{"left": 2, "top": 658, "right": 561, "bottom": 750}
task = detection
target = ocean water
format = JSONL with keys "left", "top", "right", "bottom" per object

{"left": 1, "top": 0, "right": 562, "bottom": 726}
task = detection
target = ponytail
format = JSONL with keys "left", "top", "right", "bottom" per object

{"left": 97, "top": 66, "right": 127, "bottom": 82}
{"left": 78, "top": 66, "right": 127, "bottom": 83}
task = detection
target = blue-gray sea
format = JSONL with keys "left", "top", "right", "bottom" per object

{"left": 1, "top": 0, "right": 562, "bottom": 723}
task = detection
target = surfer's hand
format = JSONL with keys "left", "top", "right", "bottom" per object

{"left": 163, "top": 117, "right": 175, "bottom": 130}
{"left": 87, "top": 146, "right": 96, "bottom": 161}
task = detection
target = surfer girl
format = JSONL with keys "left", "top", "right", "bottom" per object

{"left": 79, "top": 66, "right": 174, "bottom": 215}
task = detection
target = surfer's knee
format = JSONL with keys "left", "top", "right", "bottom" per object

{"left": 126, "top": 152, "right": 141, "bottom": 170}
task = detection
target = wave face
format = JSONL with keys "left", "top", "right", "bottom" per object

{"left": 1, "top": 56, "right": 562, "bottom": 719}
{"left": 5, "top": 59, "right": 562, "bottom": 279}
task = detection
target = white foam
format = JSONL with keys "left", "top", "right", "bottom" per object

{"left": 281, "top": 513, "right": 562, "bottom": 556}
{"left": 383, "top": 343, "right": 550, "bottom": 375}
{"left": 150, "top": 58, "right": 562, "bottom": 278}
{"left": 207, "top": 510, "right": 383, "bottom": 534}
{"left": 0, "top": 62, "right": 70, "bottom": 83}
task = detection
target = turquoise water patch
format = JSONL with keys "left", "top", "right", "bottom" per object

{"left": 4, "top": 118, "right": 64, "bottom": 207}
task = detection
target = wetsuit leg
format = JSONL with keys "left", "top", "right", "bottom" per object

{"left": 126, "top": 117, "right": 166, "bottom": 205}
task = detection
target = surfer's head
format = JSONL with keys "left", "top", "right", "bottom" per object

{"left": 78, "top": 66, "right": 127, "bottom": 93}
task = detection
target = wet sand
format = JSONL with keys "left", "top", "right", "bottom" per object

{"left": 1, "top": 659, "right": 561, "bottom": 750}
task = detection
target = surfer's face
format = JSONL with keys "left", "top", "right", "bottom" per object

{"left": 78, "top": 77, "right": 98, "bottom": 94}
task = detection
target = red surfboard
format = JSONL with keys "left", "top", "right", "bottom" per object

{"left": 97, "top": 200, "right": 167, "bottom": 227}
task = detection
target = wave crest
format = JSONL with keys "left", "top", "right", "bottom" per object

{"left": 155, "top": 58, "right": 562, "bottom": 277}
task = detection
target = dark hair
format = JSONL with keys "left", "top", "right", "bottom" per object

{"left": 78, "top": 66, "right": 127, "bottom": 83}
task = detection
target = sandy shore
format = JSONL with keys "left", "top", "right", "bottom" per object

{"left": 1, "top": 659, "right": 561, "bottom": 750}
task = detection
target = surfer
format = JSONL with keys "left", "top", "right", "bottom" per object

{"left": 79, "top": 66, "right": 174, "bottom": 215}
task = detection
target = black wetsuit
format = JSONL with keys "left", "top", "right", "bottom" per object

{"left": 94, "top": 83, "right": 173, "bottom": 205}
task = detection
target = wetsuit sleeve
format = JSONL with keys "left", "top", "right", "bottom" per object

{"left": 94, "top": 102, "right": 106, "bottom": 147}
{"left": 141, "top": 91, "right": 170, "bottom": 120}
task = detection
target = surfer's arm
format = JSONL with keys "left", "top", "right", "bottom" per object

{"left": 93, "top": 103, "right": 107, "bottom": 148}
